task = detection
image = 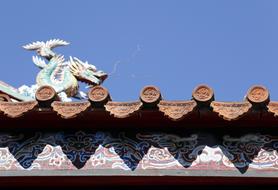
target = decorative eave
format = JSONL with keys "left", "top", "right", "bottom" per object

{"left": 0, "top": 84, "right": 278, "bottom": 129}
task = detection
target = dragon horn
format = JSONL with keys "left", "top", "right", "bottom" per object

{"left": 73, "top": 57, "right": 84, "bottom": 64}
{"left": 69, "top": 56, "right": 83, "bottom": 71}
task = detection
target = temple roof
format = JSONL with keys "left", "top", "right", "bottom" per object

{"left": 0, "top": 84, "right": 278, "bottom": 129}
{"left": 0, "top": 84, "right": 278, "bottom": 186}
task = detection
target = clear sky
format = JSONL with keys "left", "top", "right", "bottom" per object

{"left": 0, "top": 0, "right": 278, "bottom": 101}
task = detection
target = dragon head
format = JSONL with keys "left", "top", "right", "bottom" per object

{"left": 69, "top": 56, "right": 108, "bottom": 86}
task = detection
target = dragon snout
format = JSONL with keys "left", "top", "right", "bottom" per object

{"left": 96, "top": 71, "right": 108, "bottom": 81}
{"left": 77, "top": 70, "right": 108, "bottom": 86}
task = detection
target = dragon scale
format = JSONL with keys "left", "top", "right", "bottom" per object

{"left": 36, "top": 57, "right": 78, "bottom": 97}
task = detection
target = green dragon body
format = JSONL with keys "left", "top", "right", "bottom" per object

{"left": 36, "top": 55, "right": 78, "bottom": 97}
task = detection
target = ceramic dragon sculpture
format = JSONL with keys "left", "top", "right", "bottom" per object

{"left": 0, "top": 39, "right": 107, "bottom": 102}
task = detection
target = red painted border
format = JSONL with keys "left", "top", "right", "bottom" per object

{"left": 0, "top": 176, "right": 277, "bottom": 187}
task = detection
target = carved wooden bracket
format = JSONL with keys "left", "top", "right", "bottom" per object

{"left": 211, "top": 101, "right": 252, "bottom": 121}
{"left": 267, "top": 102, "right": 278, "bottom": 117}
{"left": 105, "top": 101, "right": 143, "bottom": 118}
{"left": 51, "top": 101, "right": 91, "bottom": 119}
{"left": 158, "top": 100, "right": 197, "bottom": 121}
{"left": 0, "top": 101, "right": 38, "bottom": 118}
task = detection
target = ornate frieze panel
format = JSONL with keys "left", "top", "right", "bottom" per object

{"left": 51, "top": 101, "right": 90, "bottom": 119}
{"left": 0, "top": 132, "right": 277, "bottom": 173}
{"left": 104, "top": 101, "right": 143, "bottom": 118}
{"left": 219, "top": 134, "right": 278, "bottom": 173}
{"left": 211, "top": 101, "right": 252, "bottom": 121}
{"left": 158, "top": 100, "right": 197, "bottom": 121}
{"left": 0, "top": 101, "right": 37, "bottom": 118}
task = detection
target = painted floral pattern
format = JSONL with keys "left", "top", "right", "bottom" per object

{"left": 0, "top": 131, "right": 277, "bottom": 173}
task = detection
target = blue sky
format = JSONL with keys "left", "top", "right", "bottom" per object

{"left": 0, "top": 0, "right": 278, "bottom": 101}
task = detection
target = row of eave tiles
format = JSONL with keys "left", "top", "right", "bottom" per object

{"left": 0, "top": 84, "right": 278, "bottom": 121}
